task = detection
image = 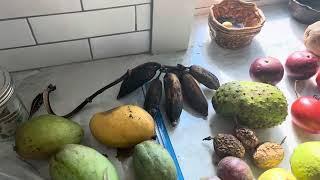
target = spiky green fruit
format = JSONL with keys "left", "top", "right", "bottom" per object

{"left": 212, "top": 81, "right": 288, "bottom": 128}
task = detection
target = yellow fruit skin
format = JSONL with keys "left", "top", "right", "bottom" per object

{"left": 258, "top": 168, "right": 296, "bottom": 180}
{"left": 222, "top": 21, "right": 233, "bottom": 28}
{"left": 253, "top": 142, "right": 284, "bottom": 169}
{"left": 89, "top": 105, "right": 155, "bottom": 148}
{"left": 290, "top": 142, "right": 320, "bottom": 180}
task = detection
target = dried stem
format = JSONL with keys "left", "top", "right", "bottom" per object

{"left": 40, "top": 72, "right": 128, "bottom": 118}
{"left": 280, "top": 136, "right": 287, "bottom": 145}
{"left": 203, "top": 136, "right": 213, "bottom": 141}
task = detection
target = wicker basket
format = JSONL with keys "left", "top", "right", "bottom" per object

{"left": 209, "top": 0, "right": 266, "bottom": 49}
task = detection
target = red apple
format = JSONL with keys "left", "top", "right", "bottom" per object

{"left": 285, "top": 51, "right": 319, "bottom": 80}
{"left": 249, "top": 57, "right": 284, "bottom": 85}
{"left": 291, "top": 96, "right": 320, "bottom": 134}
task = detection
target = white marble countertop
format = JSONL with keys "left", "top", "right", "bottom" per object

{"left": 2, "top": 3, "right": 320, "bottom": 180}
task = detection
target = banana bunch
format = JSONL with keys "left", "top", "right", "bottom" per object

{"left": 117, "top": 63, "right": 220, "bottom": 127}
{"left": 29, "top": 62, "right": 219, "bottom": 124}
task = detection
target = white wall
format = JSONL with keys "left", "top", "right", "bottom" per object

{"left": 0, "top": 0, "right": 152, "bottom": 71}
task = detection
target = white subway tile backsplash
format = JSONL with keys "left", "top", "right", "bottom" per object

{"left": 82, "top": 0, "right": 150, "bottom": 10}
{"left": 0, "top": 40, "right": 91, "bottom": 72}
{"left": 90, "top": 31, "right": 149, "bottom": 59}
{"left": 136, "top": 4, "right": 151, "bottom": 30}
{"left": 29, "top": 7, "right": 135, "bottom": 43}
{"left": 0, "top": 19, "right": 35, "bottom": 49}
{"left": 0, "top": 0, "right": 82, "bottom": 19}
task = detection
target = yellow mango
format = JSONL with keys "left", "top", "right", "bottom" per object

{"left": 89, "top": 105, "right": 155, "bottom": 148}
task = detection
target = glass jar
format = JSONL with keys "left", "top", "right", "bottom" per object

{"left": 0, "top": 67, "right": 28, "bottom": 141}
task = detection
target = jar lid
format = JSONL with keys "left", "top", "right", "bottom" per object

{"left": 0, "top": 67, "right": 14, "bottom": 107}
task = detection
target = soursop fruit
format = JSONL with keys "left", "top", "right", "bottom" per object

{"left": 212, "top": 81, "right": 288, "bottom": 128}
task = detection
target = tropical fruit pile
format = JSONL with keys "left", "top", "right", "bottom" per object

{"left": 15, "top": 105, "right": 178, "bottom": 180}
{"left": 13, "top": 21, "right": 320, "bottom": 178}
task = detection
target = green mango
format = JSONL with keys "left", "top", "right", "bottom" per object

{"left": 133, "top": 140, "right": 177, "bottom": 180}
{"left": 50, "top": 144, "right": 119, "bottom": 180}
{"left": 15, "top": 114, "right": 83, "bottom": 159}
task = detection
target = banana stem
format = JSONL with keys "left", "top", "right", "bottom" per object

{"left": 30, "top": 72, "right": 128, "bottom": 119}
{"left": 160, "top": 64, "right": 188, "bottom": 73}
{"left": 156, "top": 71, "right": 162, "bottom": 79}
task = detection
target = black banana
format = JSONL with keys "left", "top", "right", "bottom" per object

{"left": 189, "top": 65, "right": 220, "bottom": 90}
{"left": 164, "top": 73, "right": 183, "bottom": 127}
{"left": 180, "top": 73, "right": 208, "bottom": 116}
{"left": 117, "top": 62, "right": 161, "bottom": 99}
{"left": 144, "top": 78, "right": 162, "bottom": 117}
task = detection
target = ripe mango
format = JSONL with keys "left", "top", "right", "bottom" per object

{"left": 50, "top": 144, "right": 119, "bottom": 180}
{"left": 133, "top": 140, "right": 177, "bottom": 180}
{"left": 90, "top": 105, "right": 155, "bottom": 148}
{"left": 15, "top": 114, "right": 83, "bottom": 159}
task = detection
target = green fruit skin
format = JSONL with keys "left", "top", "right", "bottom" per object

{"left": 50, "top": 144, "right": 119, "bottom": 180}
{"left": 212, "top": 81, "right": 288, "bottom": 128}
{"left": 15, "top": 114, "right": 84, "bottom": 159}
{"left": 133, "top": 140, "right": 177, "bottom": 180}
{"left": 290, "top": 142, "right": 320, "bottom": 180}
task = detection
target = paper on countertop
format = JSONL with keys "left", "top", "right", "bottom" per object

{"left": 0, "top": 79, "right": 147, "bottom": 180}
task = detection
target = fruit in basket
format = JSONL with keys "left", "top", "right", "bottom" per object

{"left": 89, "top": 105, "right": 155, "bottom": 148}
{"left": 180, "top": 73, "right": 208, "bottom": 116}
{"left": 217, "top": 156, "right": 254, "bottom": 180}
{"left": 234, "top": 127, "right": 259, "bottom": 150}
{"left": 203, "top": 134, "right": 245, "bottom": 158}
{"left": 164, "top": 73, "right": 183, "bottom": 127}
{"left": 222, "top": 21, "right": 233, "bottom": 28}
{"left": 285, "top": 51, "right": 319, "bottom": 80}
{"left": 249, "top": 57, "right": 284, "bottom": 85}
{"left": 15, "top": 114, "right": 83, "bottom": 159}
{"left": 133, "top": 140, "right": 177, "bottom": 180}
{"left": 189, "top": 65, "right": 220, "bottom": 90}
{"left": 50, "top": 144, "right": 119, "bottom": 180}
{"left": 211, "top": 81, "right": 288, "bottom": 129}
{"left": 258, "top": 168, "right": 296, "bottom": 180}
{"left": 253, "top": 142, "right": 285, "bottom": 169}
{"left": 290, "top": 141, "right": 320, "bottom": 180}
{"left": 304, "top": 21, "right": 320, "bottom": 57}
{"left": 291, "top": 96, "right": 320, "bottom": 134}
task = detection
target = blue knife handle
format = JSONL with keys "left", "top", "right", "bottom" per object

{"left": 154, "top": 111, "right": 184, "bottom": 180}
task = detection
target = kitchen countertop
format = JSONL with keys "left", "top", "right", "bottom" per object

{"left": 2, "top": 3, "right": 320, "bottom": 180}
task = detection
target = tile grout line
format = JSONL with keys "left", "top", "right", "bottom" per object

{"left": 11, "top": 51, "right": 150, "bottom": 73}
{"left": 87, "top": 39, "right": 94, "bottom": 60}
{"left": 80, "top": 0, "right": 84, "bottom": 11}
{"left": 0, "top": 29, "right": 150, "bottom": 51}
{"left": 0, "top": 3, "right": 151, "bottom": 22}
{"left": 149, "top": 0, "right": 154, "bottom": 53}
{"left": 134, "top": 5, "right": 138, "bottom": 31}
{"left": 26, "top": 18, "right": 38, "bottom": 44}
